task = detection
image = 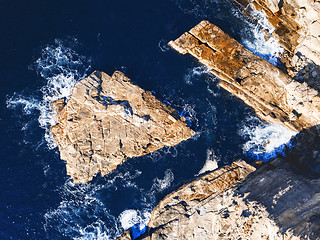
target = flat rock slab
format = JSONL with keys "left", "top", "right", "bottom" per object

{"left": 169, "top": 20, "right": 320, "bottom": 132}
{"left": 51, "top": 71, "right": 194, "bottom": 183}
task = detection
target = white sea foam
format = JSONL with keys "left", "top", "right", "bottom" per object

{"left": 7, "top": 39, "right": 91, "bottom": 149}
{"left": 198, "top": 149, "right": 220, "bottom": 175}
{"left": 239, "top": 116, "right": 296, "bottom": 160}
{"left": 117, "top": 169, "right": 174, "bottom": 233}
{"left": 6, "top": 96, "right": 42, "bottom": 115}
{"left": 119, "top": 209, "right": 151, "bottom": 231}
{"left": 75, "top": 220, "right": 111, "bottom": 240}
{"left": 240, "top": 7, "right": 283, "bottom": 65}
{"left": 151, "top": 169, "right": 174, "bottom": 192}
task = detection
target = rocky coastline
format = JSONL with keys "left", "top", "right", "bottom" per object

{"left": 50, "top": 0, "right": 320, "bottom": 239}
{"left": 117, "top": 1, "right": 320, "bottom": 239}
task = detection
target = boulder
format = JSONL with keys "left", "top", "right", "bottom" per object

{"left": 50, "top": 71, "right": 194, "bottom": 183}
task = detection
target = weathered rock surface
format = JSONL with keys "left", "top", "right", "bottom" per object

{"left": 133, "top": 159, "right": 320, "bottom": 240}
{"left": 117, "top": 160, "right": 320, "bottom": 240}
{"left": 169, "top": 20, "right": 320, "bottom": 132}
{"left": 146, "top": 160, "right": 256, "bottom": 230}
{"left": 233, "top": 0, "right": 320, "bottom": 77}
{"left": 50, "top": 71, "right": 194, "bottom": 183}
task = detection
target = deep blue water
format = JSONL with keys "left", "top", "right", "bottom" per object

{"left": 0, "top": 0, "right": 295, "bottom": 239}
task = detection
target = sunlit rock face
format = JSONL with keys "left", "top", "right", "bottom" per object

{"left": 134, "top": 159, "right": 320, "bottom": 240}
{"left": 117, "top": 159, "right": 320, "bottom": 239}
{"left": 50, "top": 71, "right": 195, "bottom": 183}
{"left": 233, "top": 0, "right": 320, "bottom": 77}
{"left": 169, "top": 20, "right": 320, "bottom": 132}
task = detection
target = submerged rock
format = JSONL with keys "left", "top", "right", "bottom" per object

{"left": 169, "top": 20, "right": 320, "bottom": 132}
{"left": 50, "top": 71, "right": 194, "bottom": 183}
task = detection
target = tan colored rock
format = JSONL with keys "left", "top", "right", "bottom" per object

{"left": 135, "top": 159, "right": 320, "bottom": 240}
{"left": 233, "top": 0, "right": 320, "bottom": 75}
{"left": 117, "top": 230, "right": 131, "bottom": 240}
{"left": 116, "top": 160, "right": 256, "bottom": 240}
{"left": 169, "top": 20, "right": 320, "bottom": 132}
{"left": 147, "top": 160, "right": 256, "bottom": 229}
{"left": 50, "top": 71, "right": 194, "bottom": 183}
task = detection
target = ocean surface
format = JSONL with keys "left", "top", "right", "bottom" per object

{"left": 1, "top": 0, "right": 296, "bottom": 239}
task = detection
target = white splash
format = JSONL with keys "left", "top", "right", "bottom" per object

{"left": 239, "top": 116, "right": 296, "bottom": 160}
{"left": 7, "top": 39, "right": 91, "bottom": 148}
{"left": 241, "top": 7, "right": 283, "bottom": 65}
{"left": 119, "top": 209, "right": 151, "bottom": 231}
{"left": 198, "top": 149, "right": 220, "bottom": 175}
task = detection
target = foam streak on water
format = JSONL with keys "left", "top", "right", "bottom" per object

{"left": 239, "top": 116, "right": 296, "bottom": 161}
{"left": 184, "top": 65, "right": 211, "bottom": 85}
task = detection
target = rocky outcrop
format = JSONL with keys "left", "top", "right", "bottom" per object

{"left": 136, "top": 159, "right": 320, "bottom": 240}
{"left": 146, "top": 161, "right": 256, "bottom": 230}
{"left": 169, "top": 20, "right": 320, "bottom": 132}
{"left": 50, "top": 71, "right": 194, "bottom": 183}
{"left": 233, "top": 0, "right": 320, "bottom": 77}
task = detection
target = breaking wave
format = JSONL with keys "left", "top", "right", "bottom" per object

{"left": 240, "top": 7, "right": 283, "bottom": 66}
{"left": 7, "top": 39, "right": 91, "bottom": 149}
{"left": 239, "top": 116, "right": 297, "bottom": 162}
{"left": 173, "top": 0, "right": 283, "bottom": 66}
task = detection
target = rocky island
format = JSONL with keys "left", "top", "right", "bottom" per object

{"left": 50, "top": 71, "right": 194, "bottom": 183}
